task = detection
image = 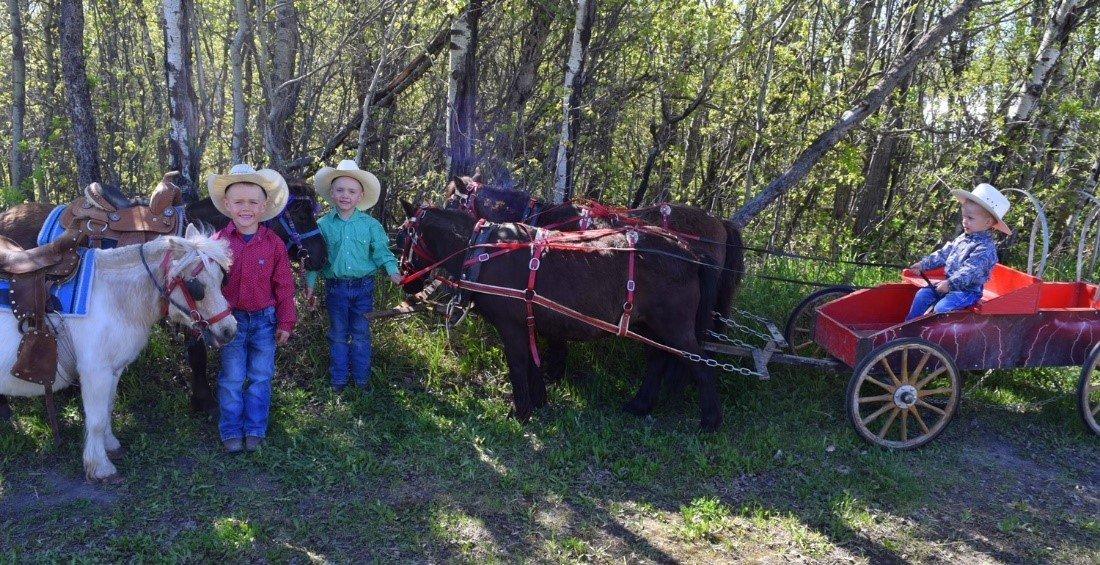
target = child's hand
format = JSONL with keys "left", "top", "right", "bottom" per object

{"left": 935, "top": 280, "right": 951, "bottom": 294}
{"left": 276, "top": 330, "right": 291, "bottom": 346}
{"left": 389, "top": 273, "right": 403, "bottom": 285}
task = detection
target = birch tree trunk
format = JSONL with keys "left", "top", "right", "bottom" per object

{"left": 978, "top": 0, "right": 1084, "bottom": 184}
{"left": 552, "top": 0, "right": 596, "bottom": 203}
{"left": 732, "top": 0, "right": 981, "bottom": 228}
{"left": 229, "top": 0, "right": 251, "bottom": 164}
{"left": 8, "top": 0, "right": 29, "bottom": 200}
{"left": 447, "top": 0, "right": 482, "bottom": 179}
{"left": 59, "top": 0, "right": 103, "bottom": 188}
{"left": 162, "top": 0, "right": 201, "bottom": 202}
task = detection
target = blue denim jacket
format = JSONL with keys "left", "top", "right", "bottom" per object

{"left": 919, "top": 231, "right": 998, "bottom": 294}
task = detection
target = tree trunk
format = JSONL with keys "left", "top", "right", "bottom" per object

{"left": 552, "top": 0, "right": 596, "bottom": 203}
{"left": 447, "top": 0, "right": 482, "bottom": 179}
{"left": 258, "top": 0, "right": 302, "bottom": 171}
{"left": 59, "top": 0, "right": 103, "bottom": 188}
{"left": 490, "top": 0, "right": 554, "bottom": 189}
{"left": 229, "top": 0, "right": 251, "bottom": 164}
{"left": 356, "top": 7, "right": 398, "bottom": 168}
{"left": 853, "top": 0, "right": 922, "bottom": 235}
{"left": 162, "top": 0, "right": 201, "bottom": 202}
{"left": 977, "top": 0, "right": 1084, "bottom": 185}
{"left": 8, "top": 0, "right": 29, "bottom": 200}
{"left": 832, "top": 0, "right": 876, "bottom": 218}
{"left": 732, "top": 0, "right": 981, "bottom": 228}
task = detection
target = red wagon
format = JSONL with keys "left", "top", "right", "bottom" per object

{"left": 777, "top": 264, "right": 1100, "bottom": 448}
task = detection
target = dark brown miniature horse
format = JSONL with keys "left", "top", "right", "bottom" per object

{"left": 444, "top": 175, "right": 744, "bottom": 381}
{"left": 398, "top": 202, "right": 724, "bottom": 429}
{"left": 0, "top": 179, "right": 326, "bottom": 421}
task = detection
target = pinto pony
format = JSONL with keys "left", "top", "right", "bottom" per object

{"left": 0, "top": 226, "right": 236, "bottom": 481}
{"left": 0, "top": 178, "right": 325, "bottom": 418}
{"left": 398, "top": 203, "right": 724, "bottom": 430}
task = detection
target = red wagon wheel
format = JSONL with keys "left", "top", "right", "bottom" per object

{"left": 783, "top": 285, "right": 853, "bottom": 357}
{"left": 1078, "top": 343, "right": 1100, "bottom": 436}
{"left": 846, "top": 338, "right": 961, "bottom": 449}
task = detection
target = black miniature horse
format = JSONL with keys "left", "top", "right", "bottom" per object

{"left": 443, "top": 175, "right": 744, "bottom": 384}
{"left": 399, "top": 202, "right": 724, "bottom": 430}
{"left": 0, "top": 178, "right": 326, "bottom": 420}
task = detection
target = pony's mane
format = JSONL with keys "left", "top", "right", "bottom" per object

{"left": 286, "top": 177, "right": 317, "bottom": 198}
{"left": 477, "top": 184, "right": 533, "bottom": 214}
{"left": 94, "top": 231, "right": 231, "bottom": 272}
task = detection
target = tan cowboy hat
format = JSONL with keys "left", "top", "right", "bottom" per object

{"left": 314, "top": 159, "right": 381, "bottom": 211}
{"left": 951, "top": 183, "right": 1011, "bottom": 235}
{"left": 206, "top": 163, "right": 289, "bottom": 222}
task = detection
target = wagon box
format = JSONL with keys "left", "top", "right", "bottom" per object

{"left": 812, "top": 264, "right": 1100, "bottom": 371}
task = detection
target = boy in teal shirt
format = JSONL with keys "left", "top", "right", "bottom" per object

{"left": 306, "top": 160, "right": 401, "bottom": 392}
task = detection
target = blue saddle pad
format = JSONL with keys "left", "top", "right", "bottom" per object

{"left": 0, "top": 205, "right": 97, "bottom": 317}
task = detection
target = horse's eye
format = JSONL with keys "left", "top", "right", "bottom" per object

{"left": 185, "top": 279, "right": 206, "bottom": 301}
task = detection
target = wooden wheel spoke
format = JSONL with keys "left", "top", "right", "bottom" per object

{"left": 878, "top": 408, "right": 900, "bottom": 439}
{"left": 901, "top": 347, "right": 909, "bottom": 383}
{"left": 914, "top": 366, "right": 946, "bottom": 390}
{"left": 916, "top": 399, "right": 947, "bottom": 416}
{"left": 859, "top": 394, "right": 893, "bottom": 404}
{"left": 918, "top": 387, "right": 954, "bottom": 398}
{"left": 862, "top": 402, "right": 895, "bottom": 426}
{"left": 909, "top": 406, "right": 931, "bottom": 434}
{"left": 900, "top": 409, "right": 908, "bottom": 442}
{"left": 865, "top": 376, "right": 895, "bottom": 393}
{"left": 879, "top": 358, "right": 902, "bottom": 386}
{"left": 911, "top": 351, "right": 932, "bottom": 384}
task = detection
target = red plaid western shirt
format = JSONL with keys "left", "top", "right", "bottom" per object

{"left": 214, "top": 224, "right": 297, "bottom": 332}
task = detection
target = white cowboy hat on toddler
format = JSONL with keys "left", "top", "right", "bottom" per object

{"left": 313, "top": 159, "right": 381, "bottom": 211}
{"left": 951, "top": 183, "right": 1011, "bottom": 235}
{"left": 206, "top": 163, "right": 289, "bottom": 222}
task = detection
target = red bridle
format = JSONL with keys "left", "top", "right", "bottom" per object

{"left": 155, "top": 251, "right": 233, "bottom": 329}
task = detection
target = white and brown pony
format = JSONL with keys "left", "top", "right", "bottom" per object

{"left": 0, "top": 225, "right": 236, "bottom": 481}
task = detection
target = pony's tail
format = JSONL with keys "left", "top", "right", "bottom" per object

{"left": 695, "top": 254, "right": 721, "bottom": 338}
{"left": 713, "top": 220, "right": 745, "bottom": 330}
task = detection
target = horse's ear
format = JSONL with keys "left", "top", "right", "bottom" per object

{"left": 451, "top": 175, "right": 467, "bottom": 193}
{"left": 472, "top": 167, "right": 483, "bottom": 184}
{"left": 184, "top": 223, "right": 200, "bottom": 240}
{"left": 400, "top": 199, "right": 417, "bottom": 219}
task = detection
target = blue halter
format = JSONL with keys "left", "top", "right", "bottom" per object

{"left": 267, "top": 194, "right": 322, "bottom": 255}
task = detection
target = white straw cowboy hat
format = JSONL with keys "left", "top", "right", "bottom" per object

{"left": 206, "top": 163, "right": 289, "bottom": 222}
{"left": 952, "top": 183, "right": 1012, "bottom": 235}
{"left": 314, "top": 159, "right": 381, "bottom": 211}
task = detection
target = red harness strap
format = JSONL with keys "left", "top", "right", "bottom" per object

{"left": 617, "top": 231, "right": 638, "bottom": 337}
{"left": 524, "top": 230, "right": 550, "bottom": 365}
{"left": 158, "top": 252, "right": 232, "bottom": 326}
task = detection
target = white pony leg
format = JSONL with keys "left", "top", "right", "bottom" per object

{"left": 81, "top": 370, "right": 119, "bottom": 480}
{"left": 104, "top": 385, "right": 121, "bottom": 453}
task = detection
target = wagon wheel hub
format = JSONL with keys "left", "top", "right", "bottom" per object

{"left": 894, "top": 385, "right": 918, "bottom": 409}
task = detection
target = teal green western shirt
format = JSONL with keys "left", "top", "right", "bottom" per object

{"left": 306, "top": 210, "right": 399, "bottom": 288}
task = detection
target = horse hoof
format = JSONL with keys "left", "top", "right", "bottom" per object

{"left": 107, "top": 446, "right": 126, "bottom": 461}
{"left": 90, "top": 473, "right": 124, "bottom": 485}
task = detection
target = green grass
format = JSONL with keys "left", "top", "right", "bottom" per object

{"left": 1, "top": 268, "right": 1098, "bottom": 562}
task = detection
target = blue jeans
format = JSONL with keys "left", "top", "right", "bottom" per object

{"left": 905, "top": 287, "right": 983, "bottom": 321}
{"left": 326, "top": 277, "right": 375, "bottom": 387}
{"left": 218, "top": 307, "right": 277, "bottom": 440}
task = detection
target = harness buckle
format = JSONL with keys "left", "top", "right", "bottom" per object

{"left": 478, "top": 252, "right": 490, "bottom": 262}
{"left": 529, "top": 257, "right": 541, "bottom": 271}
{"left": 626, "top": 280, "right": 636, "bottom": 292}
{"left": 622, "top": 301, "right": 634, "bottom": 313}
{"left": 625, "top": 230, "right": 639, "bottom": 246}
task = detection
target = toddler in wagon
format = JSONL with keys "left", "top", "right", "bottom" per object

{"left": 905, "top": 183, "right": 1011, "bottom": 321}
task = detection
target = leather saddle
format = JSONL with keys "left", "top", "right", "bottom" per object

{"left": 0, "top": 172, "right": 184, "bottom": 441}
{"left": 64, "top": 176, "right": 182, "bottom": 248}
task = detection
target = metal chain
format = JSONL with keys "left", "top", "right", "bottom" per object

{"left": 705, "top": 329, "right": 755, "bottom": 350}
{"left": 683, "top": 351, "right": 762, "bottom": 378}
{"left": 712, "top": 311, "right": 772, "bottom": 343}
